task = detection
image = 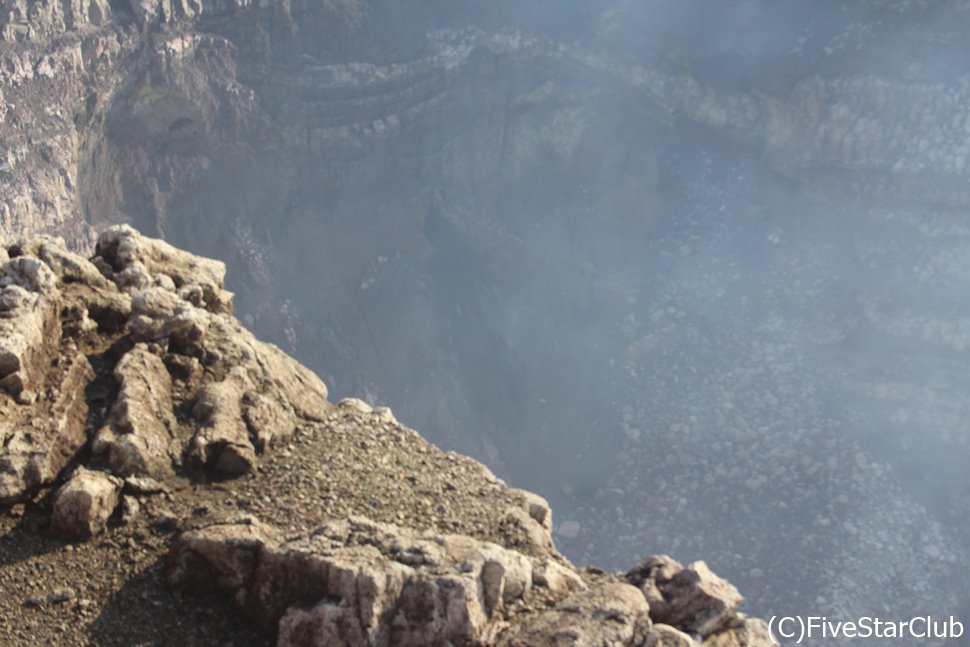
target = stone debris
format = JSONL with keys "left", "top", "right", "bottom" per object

{"left": 50, "top": 467, "right": 122, "bottom": 540}
{"left": 627, "top": 556, "right": 743, "bottom": 637}
{"left": 26, "top": 587, "right": 77, "bottom": 607}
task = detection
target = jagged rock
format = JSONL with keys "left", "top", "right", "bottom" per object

{"left": 0, "top": 351, "right": 93, "bottom": 503}
{"left": 96, "top": 225, "right": 233, "bottom": 314}
{"left": 339, "top": 397, "right": 374, "bottom": 414}
{"left": 532, "top": 558, "right": 587, "bottom": 594}
{"left": 128, "top": 285, "right": 209, "bottom": 346}
{"left": 647, "top": 624, "right": 697, "bottom": 647}
{"left": 249, "top": 341, "right": 330, "bottom": 422}
{"left": 0, "top": 255, "right": 57, "bottom": 294}
{"left": 86, "top": 290, "right": 133, "bottom": 333}
{"left": 189, "top": 373, "right": 257, "bottom": 474}
{"left": 629, "top": 555, "right": 683, "bottom": 610}
{"left": 99, "top": 345, "right": 180, "bottom": 477}
{"left": 168, "top": 515, "right": 536, "bottom": 645}
{"left": 1, "top": 227, "right": 330, "bottom": 505}
{"left": 0, "top": 257, "right": 60, "bottom": 397}
{"left": 121, "top": 495, "right": 141, "bottom": 525}
{"left": 16, "top": 236, "right": 110, "bottom": 289}
{"left": 627, "top": 556, "right": 743, "bottom": 638}
{"left": 498, "top": 505, "right": 554, "bottom": 554}
{"left": 242, "top": 391, "right": 296, "bottom": 452}
{"left": 495, "top": 581, "right": 652, "bottom": 646}
{"left": 509, "top": 487, "right": 553, "bottom": 531}
{"left": 50, "top": 467, "right": 123, "bottom": 540}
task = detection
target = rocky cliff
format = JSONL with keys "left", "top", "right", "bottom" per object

{"left": 5, "top": 0, "right": 970, "bottom": 634}
{"left": 0, "top": 226, "right": 772, "bottom": 645}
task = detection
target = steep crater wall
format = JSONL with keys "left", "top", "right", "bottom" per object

{"left": 6, "top": 0, "right": 970, "bottom": 626}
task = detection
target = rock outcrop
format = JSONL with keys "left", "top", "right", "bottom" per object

{"left": 0, "top": 227, "right": 770, "bottom": 645}
{"left": 627, "top": 556, "right": 744, "bottom": 639}
{"left": 1, "top": 225, "right": 328, "bottom": 504}
{"left": 14, "top": 0, "right": 967, "bottom": 639}
{"left": 167, "top": 514, "right": 767, "bottom": 647}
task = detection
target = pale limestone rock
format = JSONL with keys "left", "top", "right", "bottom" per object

{"left": 629, "top": 554, "right": 683, "bottom": 610}
{"left": 96, "top": 225, "right": 233, "bottom": 313}
{"left": 189, "top": 372, "right": 256, "bottom": 474}
{"left": 102, "top": 345, "right": 179, "bottom": 477}
{"left": 51, "top": 467, "right": 122, "bottom": 540}
{"left": 131, "top": 286, "right": 183, "bottom": 319}
{"left": 168, "top": 515, "right": 537, "bottom": 646}
{"left": 121, "top": 494, "right": 141, "bottom": 525}
{"left": 0, "top": 351, "right": 92, "bottom": 503}
{"left": 628, "top": 556, "right": 743, "bottom": 638}
{"left": 243, "top": 391, "right": 296, "bottom": 451}
{"left": 123, "top": 475, "right": 171, "bottom": 495}
{"left": 499, "top": 505, "right": 553, "bottom": 553}
{"left": 252, "top": 341, "right": 329, "bottom": 422}
{"left": 509, "top": 487, "right": 553, "bottom": 530}
{"left": 0, "top": 255, "right": 57, "bottom": 294}
{"left": 129, "top": 286, "right": 207, "bottom": 344}
{"left": 371, "top": 405, "right": 398, "bottom": 425}
{"left": 17, "top": 235, "right": 109, "bottom": 288}
{"left": 338, "top": 397, "right": 373, "bottom": 413}
{"left": 0, "top": 256, "right": 60, "bottom": 396}
{"left": 532, "top": 558, "right": 587, "bottom": 594}
{"left": 0, "top": 288, "right": 48, "bottom": 394}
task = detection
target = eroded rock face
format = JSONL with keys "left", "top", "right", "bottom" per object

{"left": 101, "top": 345, "right": 181, "bottom": 477}
{"left": 0, "top": 349, "right": 93, "bottom": 503}
{"left": 0, "top": 227, "right": 329, "bottom": 502}
{"left": 0, "top": 256, "right": 59, "bottom": 398}
{"left": 168, "top": 513, "right": 772, "bottom": 647}
{"left": 168, "top": 515, "right": 536, "bottom": 645}
{"left": 0, "top": 241, "right": 95, "bottom": 502}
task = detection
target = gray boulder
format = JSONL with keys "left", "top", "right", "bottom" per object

{"left": 628, "top": 556, "right": 743, "bottom": 638}
{"left": 51, "top": 467, "right": 123, "bottom": 540}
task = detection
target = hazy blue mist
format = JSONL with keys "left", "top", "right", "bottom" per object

{"left": 210, "top": 1, "right": 970, "bottom": 641}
